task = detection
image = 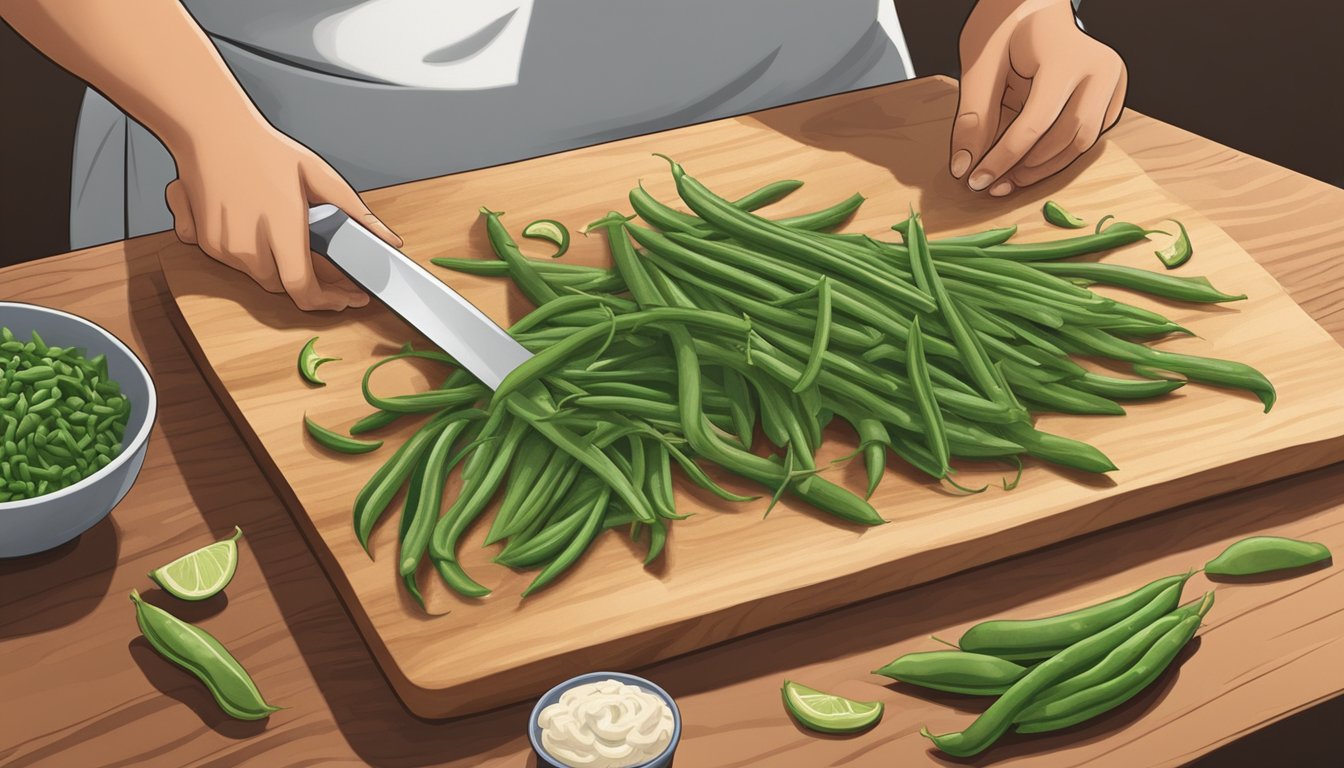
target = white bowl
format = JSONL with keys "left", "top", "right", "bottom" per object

{"left": 0, "top": 302, "right": 157, "bottom": 557}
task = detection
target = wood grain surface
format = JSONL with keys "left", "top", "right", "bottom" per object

{"left": 159, "top": 78, "right": 1344, "bottom": 719}
{"left": 2, "top": 76, "right": 1342, "bottom": 767}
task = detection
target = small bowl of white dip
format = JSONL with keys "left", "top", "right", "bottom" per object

{"left": 530, "top": 671, "right": 681, "bottom": 768}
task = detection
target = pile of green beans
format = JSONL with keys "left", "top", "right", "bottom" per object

{"left": 334, "top": 158, "right": 1273, "bottom": 601}
{"left": 872, "top": 573, "right": 1214, "bottom": 755}
{"left": 869, "top": 536, "right": 1328, "bottom": 754}
{"left": 0, "top": 327, "right": 130, "bottom": 502}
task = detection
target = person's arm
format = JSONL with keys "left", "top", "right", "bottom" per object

{"left": 1, "top": 0, "right": 400, "bottom": 310}
{"left": 949, "top": 0, "right": 1127, "bottom": 195}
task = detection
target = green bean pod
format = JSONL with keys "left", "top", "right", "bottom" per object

{"left": 906, "top": 317, "right": 950, "bottom": 475}
{"left": 349, "top": 409, "right": 406, "bottom": 435}
{"left": 399, "top": 417, "right": 474, "bottom": 577}
{"left": 1071, "top": 372, "right": 1186, "bottom": 400}
{"left": 923, "top": 579, "right": 1187, "bottom": 756}
{"left": 1014, "top": 593, "right": 1213, "bottom": 733}
{"left": 1029, "top": 262, "right": 1245, "bottom": 303}
{"left": 353, "top": 414, "right": 454, "bottom": 550}
{"left": 1019, "top": 593, "right": 1211, "bottom": 718}
{"left": 130, "top": 590, "right": 281, "bottom": 720}
{"left": 937, "top": 222, "right": 1160, "bottom": 262}
{"left": 958, "top": 572, "right": 1190, "bottom": 660}
{"left": 1057, "top": 326, "right": 1275, "bottom": 411}
{"left": 521, "top": 486, "right": 611, "bottom": 597}
{"left": 304, "top": 415, "right": 383, "bottom": 454}
{"left": 656, "top": 155, "right": 936, "bottom": 313}
{"left": 479, "top": 207, "right": 560, "bottom": 305}
{"left": 873, "top": 650, "right": 1029, "bottom": 696}
{"left": 1204, "top": 535, "right": 1332, "bottom": 576}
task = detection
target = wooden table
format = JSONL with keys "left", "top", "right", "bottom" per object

{"left": 2, "top": 77, "right": 1341, "bottom": 767}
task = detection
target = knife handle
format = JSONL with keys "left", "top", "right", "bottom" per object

{"left": 308, "top": 204, "right": 348, "bottom": 255}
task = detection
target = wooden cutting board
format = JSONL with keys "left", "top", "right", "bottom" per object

{"left": 159, "top": 77, "right": 1344, "bottom": 719}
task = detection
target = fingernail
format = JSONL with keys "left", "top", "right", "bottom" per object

{"left": 989, "top": 181, "right": 1014, "bottom": 197}
{"left": 968, "top": 171, "right": 994, "bottom": 191}
{"left": 950, "top": 151, "right": 972, "bottom": 178}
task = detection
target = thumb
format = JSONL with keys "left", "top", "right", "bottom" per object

{"left": 950, "top": 61, "right": 1007, "bottom": 180}
{"left": 305, "top": 164, "right": 403, "bottom": 248}
{"left": 164, "top": 179, "right": 198, "bottom": 244}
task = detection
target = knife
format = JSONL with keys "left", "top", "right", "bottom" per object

{"left": 308, "top": 204, "right": 533, "bottom": 390}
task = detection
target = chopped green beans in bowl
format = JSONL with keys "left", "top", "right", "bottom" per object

{"left": 0, "top": 303, "right": 156, "bottom": 557}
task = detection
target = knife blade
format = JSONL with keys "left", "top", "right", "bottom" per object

{"left": 308, "top": 204, "right": 533, "bottom": 390}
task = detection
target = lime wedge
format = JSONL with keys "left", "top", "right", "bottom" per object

{"left": 149, "top": 527, "right": 243, "bottom": 601}
{"left": 781, "top": 680, "right": 884, "bottom": 734}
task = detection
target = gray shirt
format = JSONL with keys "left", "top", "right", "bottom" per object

{"left": 70, "top": 1, "right": 913, "bottom": 248}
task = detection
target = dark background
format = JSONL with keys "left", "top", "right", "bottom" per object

{"left": 1, "top": 4, "right": 1341, "bottom": 765}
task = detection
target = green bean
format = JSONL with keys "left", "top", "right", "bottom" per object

{"left": 518, "top": 459, "right": 589, "bottom": 548}
{"left": 349, "top": 409, "right": 407, "bottom": 435}
{"left": 304, "top": 415, "right": 383, "bottom": 454}
{"left": 479, "top": 207, "right": 560, "bottom": 305}
{"left": 508, "top": 293, "right": 639, "bottom": 335}
{"left": 873, "top": 650, "right": 1029, "bottom": 696}
{"left": 627, "top": 179, "right": 805, "bottom": 235}
{"left": 478, "top": 435, "right": 548, "bottom": 546}
{"left": 661, "top": 230, "right": 956, "bottom": 357}
{"left": 733, "top": 179, "right": 806, "bottom": 209}
{"left": 1003, "top": 369, "right": 1127, "bottom": 416}
{"left": 656, "top": 155, "right": 937, "bottom": 313}
{"left": 0, "top": 328, "right": 130, "bottom": 501}
{"left": 1019, "top": 593, "right": 1211, "bottom": 720}
{"left": 619, "top": 236, "right": 884, "bottom": 524}
{"left": 491, "top": 308, "right": 752, "bottom": 407}
{"left": 496, "top": 477, "right": 603, "bottom": 568}
{"left": 504, "top": 384, "right": 658, "bottom": 523}
{"left": 907, "top": 214, "right": 1009, "bottom": 407}
{"left": 792, "top": 277, "right": 832, "bottom": 393}
{"left": 627, "top": 223, "right": 789, "bottom": 300}
{"left": 936, "top": 222, "right": 1160, "bottom": 262}
{"left": 855, "top": 418, "right": 889, "bottom": 498}
{"left": 353, "top": 414, "right": 452, "bottom": 550}
{"left": 130, "top": 590, "right": 281, "bottom": 720}
{"left": 907, "top": 317, "right": 950, "bottom": 475}
{"left": 431, "top": 256, "right": 609, "bottom": 284}
{"left": 1203, "top": 535, "right": 1332, "bottom": 576}
{"left": 639, "top": 243, "right": 882, "bottom": 349}
{"left": 1056, "top": 326, "right": 1275, "bottom": 411}
{"left": 644, "top": 517, "right": 669, "bottom": 564}
{"left": 396, "top": 419, "right": 481, "bottom": 607}
{"left": 522, "top": 485, "right": 611, "bottom": 596}
{"left": 427, "top": 416, "right": 529, "bottom": 597}
{"left": 923, "top": 579, "right": 1186, "bottom": 756}
{"left": 1028, "top": 262, "right": 1245, "bottom": 303}
{"left": 932, "top": 225, "right": 1019, "bottom": 248}
{"left": 719, "top": 368, "right": 757, "bottom": 449}
{"left": 1070, "top": 372, "right": 1186, "bottom": 400}
{"left": 772, "top": 193, "right": 866, "bottom": 232}
{"left": 1015, "top": 593, "right": 1213, "bottom": 733}
{"left": 958, "top": 572, "right": 1190, "bottom": 660}
{"left": 360, "top": 350, "right": 486, "bottom": 413}
{"left": 630, "top": 181, "right": 861, "bottom": 238}
{"left": 992, "top": 421, "right": 1116, "bottom": 473}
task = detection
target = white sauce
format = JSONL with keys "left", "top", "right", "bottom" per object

{"left": 538, "top": 679, "right": 674, "bottom": 768}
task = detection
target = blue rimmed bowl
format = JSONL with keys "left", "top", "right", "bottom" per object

{"left": 529, "top": 671, "right": 682, "bottom": 768}
{"left": 0, "top": 302, "right": 156, "bottom": 557}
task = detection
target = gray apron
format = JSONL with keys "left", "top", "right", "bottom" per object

{"left": 70, "top": 1, "right": 913, "bottom": 249}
